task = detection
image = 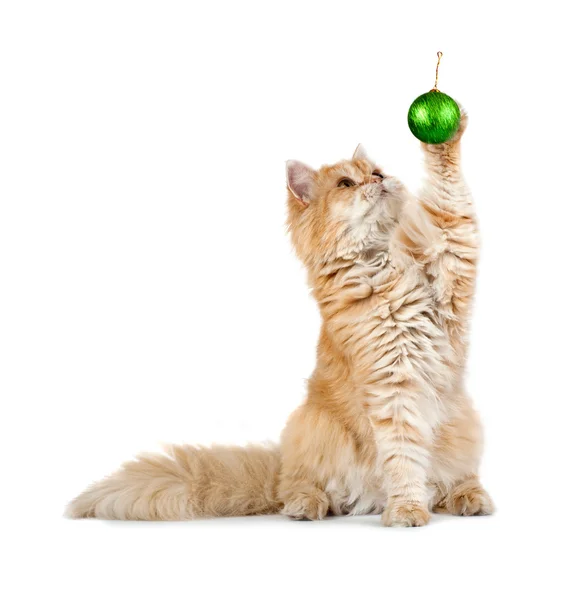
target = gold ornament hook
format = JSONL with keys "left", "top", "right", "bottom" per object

{"left": 432, "top": 51, "right": 443, "bottom": 92}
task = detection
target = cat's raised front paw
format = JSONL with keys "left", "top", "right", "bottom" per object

{"left": 423, "top": 107, "right": 468, "bottom": 153}
{"left": 448, "top": 108, "right": 468, "bottom": 144}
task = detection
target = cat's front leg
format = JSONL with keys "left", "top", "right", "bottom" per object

{"left": 370, "top": 396, "right": 432, "bottom": 527}
{"left": 415, "top": 110, "right": 478, "bottom": 360}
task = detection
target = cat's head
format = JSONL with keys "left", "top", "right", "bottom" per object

{"left": 286, "top": 145, "right": 407, "bottom": 270}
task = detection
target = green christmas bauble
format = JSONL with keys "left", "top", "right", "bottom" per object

{"left": 407, "top": 91, "right": 460, "bottom": 144}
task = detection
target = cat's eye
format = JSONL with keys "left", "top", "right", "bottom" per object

{"left": 372, "top": 171, "right": 384, "bottom": 179}
{"left": 338, "top": 178, "right": 355, "bottom": 188}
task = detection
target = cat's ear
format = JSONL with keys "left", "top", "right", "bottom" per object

{"left": 286, "top": 160, "right": 315, "bottom": 207}
{"left": 352, "top": 144, "right": 373, "bottom": 163}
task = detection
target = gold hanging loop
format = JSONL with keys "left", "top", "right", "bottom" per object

{"left": 432, "top": 51, "right": 443, "bottom": 92}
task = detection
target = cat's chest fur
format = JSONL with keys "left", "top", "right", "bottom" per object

{"left": 331, "top": 262, "right": 455, "bottom": 419}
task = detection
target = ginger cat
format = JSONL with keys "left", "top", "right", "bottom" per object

{"left": 67, "top": 111, "right": 493, "bottom": 526}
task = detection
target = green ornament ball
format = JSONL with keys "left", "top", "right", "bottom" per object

{"left": 407, "top": 91, "right": 460, "bottom": 144}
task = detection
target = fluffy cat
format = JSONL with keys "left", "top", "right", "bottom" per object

{"left": 67, "top": 111, "right": 493, "bottom": 526}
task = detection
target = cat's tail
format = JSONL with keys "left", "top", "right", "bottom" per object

{"left": 65, "top": 443, "right": 281, "bottom": 520}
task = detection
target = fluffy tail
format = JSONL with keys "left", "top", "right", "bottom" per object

{"left": 66, "top": 443, "right": 281, "bottom": 520}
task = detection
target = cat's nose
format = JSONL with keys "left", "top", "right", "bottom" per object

{"left": 363, "top": 185, "right": 380, "bottom": 201}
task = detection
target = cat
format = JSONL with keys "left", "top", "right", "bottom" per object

{"left": 67, "top": 110, "right": 493, "bottom": 527}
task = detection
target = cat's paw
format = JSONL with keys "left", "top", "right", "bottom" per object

{"left": 381, "top": 502, "right": 431, "bottom": 527}
{"left": 443, "top": 481, "right": 494, "bottom": 516}
{"left": 281, "top": 489, "right": 329, "bottom": 521}
{"left": 422, "top": 106, "right": 467, "bottom": 153}
{"left": 448, "top": 107, "right": 468, "bottom": 144}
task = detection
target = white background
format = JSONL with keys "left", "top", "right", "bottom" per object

{"left": 1, "top": 1, "right": 565, "bottom": 598}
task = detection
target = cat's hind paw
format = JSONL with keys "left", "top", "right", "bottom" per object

{"left": 281, "top": 489, "right": 329, "bottom": 521}
{"left": 435, "top": 479, "right": 494, "bottom": 516}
